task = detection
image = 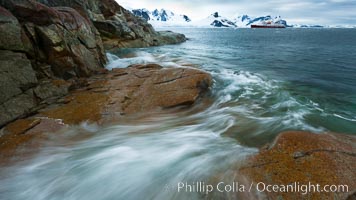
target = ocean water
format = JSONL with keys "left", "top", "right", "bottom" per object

{"left": 110, "top": 28, "right": 356, "bottom": 141}
{"left": 1, "top": 28, "right": 355, "bottom": 199}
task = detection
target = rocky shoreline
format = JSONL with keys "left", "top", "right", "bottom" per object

{"left": 0, "top": 63, "right": 212, "bottom": 163}
{"left": 0, "top": 1, "right": 355, "bottom": 200}
{"left": 0, "top": 0, "right": 186, "bottom": 128}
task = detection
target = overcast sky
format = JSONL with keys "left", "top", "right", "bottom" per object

{"left": 118, "top": 0, "right": 356, "bottom": 25}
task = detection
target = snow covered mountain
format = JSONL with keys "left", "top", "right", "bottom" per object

{"left": 234, "top": 15, "right": 288, "bottom": 28}
{"left": 193, "top": 12, "right": 236, "bottom": 28}
{"left": 128, "top": 7, "right": 335, "bottom": 28}
{"left": 130, "top": 8, "right": 191, "bottom": 27}
{"left": 192, "top": 13, "right": 288, "bottom": 28}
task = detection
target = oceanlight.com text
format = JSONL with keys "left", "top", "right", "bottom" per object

{"left": 256, "top": 182, "right": 349, "bottom": 195}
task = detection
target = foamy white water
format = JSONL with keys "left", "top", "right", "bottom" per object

{"left": 1, "top": 28, "right": 355, "bottom": 200}
{"left": 0, "top": 107, "right": 257, "bottom": 200}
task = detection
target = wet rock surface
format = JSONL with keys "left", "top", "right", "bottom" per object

{"left": 1, "top": 2, "right": 354, "bottom": 200}
{"left": 0, "top": 2, "right": 104, "bottom": 127}
{"left": 102, "top": 30, "right": 186, "bottom": 49}
{"left": 40, "top": 64, "right": 212, "bottom": 124}
{"left": 238, "top": 131, "right": 356, "bottom": 200}
{"left": 6, "top": 1, "right": 107, "bottom": 78}
{"left": 35, "top": 0, "right": 186, "bottom": 49}
{"left": 0, "top": 50, "right": 38, "bottom": 126}
{"left": 0, "top": 0, "right": 186, "bottom": 128}
{"left": 0, "top": 117, "right": 67, "bottom": 164}
{"left": 0, "top": 64, "right": 212, "bottom": 159}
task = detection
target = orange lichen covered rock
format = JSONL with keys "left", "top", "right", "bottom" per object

{"left": 41, "top": 91, "right": 109, "bottom": 125}
{"left": 38, "top": 64, "right": 211, "bottom": 124}
{"left": 1, "top": 64, "right": 212, "bottom": 156}
{"left": 0, "top": 118, "right": 66, "bottom": 163}
{"left": 239, "top": 131, "right": 356, "bottom": 200}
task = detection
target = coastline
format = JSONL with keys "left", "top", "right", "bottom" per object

{"left": 0, "top": 0, "right": 355, "bottom": 200}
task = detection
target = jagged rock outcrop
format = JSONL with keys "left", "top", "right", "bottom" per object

{"left": 34, "top": 0, "right": 157, "bottom": 45}
{"left": 0, "top": 0, "right": 187, "bottom": 127}
{"left": 0, "top": 1, "right": 105, "bottom": 127}
{"left": 33, "top": 0, "right": 186, "bottom": 48}
{"left": 1, "top": 0, "right": 107, "bottom": 77}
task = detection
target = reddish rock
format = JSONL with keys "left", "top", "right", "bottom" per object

{"left": 38, "top": 64, "right": 212, "bottom": 124}
{"left": 40, "top": 91, "right": 109, "bottom": 125}
{"left": 0, "top": 0, "right": 186, "bottom": 128}
{"left": 3, "top": 0, "right": 106, "bottom": 79}
{"left": 0, "top": 118, "right": 66, "bottom": 163}
{"left": 24, "top": 0, "right": 185, "bottom": 49}
{"left": 1, "top": 64, "right": 212, "bottom": 158}
{"left": 10, "top": 0, "right": 62, "bottom": 26}
{"left": 98, "top": 0, "right": 122, "bottom": 17}
{"left": 238, "top": 131, "right": 356, "bottom": 200}
{"left": 0, "top": 6, "right": 13, "bottom": 18}
{"left": 123, "top": 65, "right": 212, "bottom": 113}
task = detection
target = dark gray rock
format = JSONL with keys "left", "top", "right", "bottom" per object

{"left": 0, "top": 50, "right": 37, "bottom": 104}
{"left": 93, "top": 20, "right": 135, "bottom": 39}
{"left": 33, "top": 81, "right": 69, "bottom": 101}
{"left": 156, "top": 31, "right": 186, "bottom": 45}
{"left": 1, "top": 1, "right": 107, "bottom": 78}
{"left": 36, "top": 0, "right": 185, "bottom": 49}
{"left": 0, "top": 0, "right": 187, "bottom": 128}
{"left": 0, "top": 6, "right": 25, "bottom": 51}
{"left": 0, "top": 93, "right": 37, "bottom": 127}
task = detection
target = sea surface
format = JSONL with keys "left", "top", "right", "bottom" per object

{"left": 1, "top": 28, "right": 355, "bottom": 199}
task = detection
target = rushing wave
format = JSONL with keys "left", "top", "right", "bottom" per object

{"left": 1, "top": 28, "right": 355, "bottom": 200}
{"left": 105, "top": 48, "right": 342, "bottom": 137}
{"left": 0, "top": 108, "right": 257, "bottom": 200}
{"left": 105, "top": 51, "right": 194, "bottom": 70}
{"left": 105, "top": 52, "right": 157, "bottom": 70}
{"left": 333, "top": 114, "right": 356, "bottom": 122}
{"left": 0, "top": 52, "right": 332, "bottom": 199}
{"left": 107, "top": 49, "right": 328, "bottom": 133}
{"left": 211, "top": 69, "right": 325, "bottom": 134}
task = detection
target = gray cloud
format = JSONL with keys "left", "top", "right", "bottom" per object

{"left": 119, "top": 0, "right": 356, "bottom": 25}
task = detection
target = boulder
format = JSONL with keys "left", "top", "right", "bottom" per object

{"left": 39, "top": 64, "right": 212, "bottom": 124}
{"left": 123, "top": 65, "right": 212, "bottom": 113}
{"left": 156, "top": 31, "right": 187, "bottom": 45}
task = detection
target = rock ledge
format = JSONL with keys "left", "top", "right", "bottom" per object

{"left": 239, "top": 131, "right": 356, "bottom": 200}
